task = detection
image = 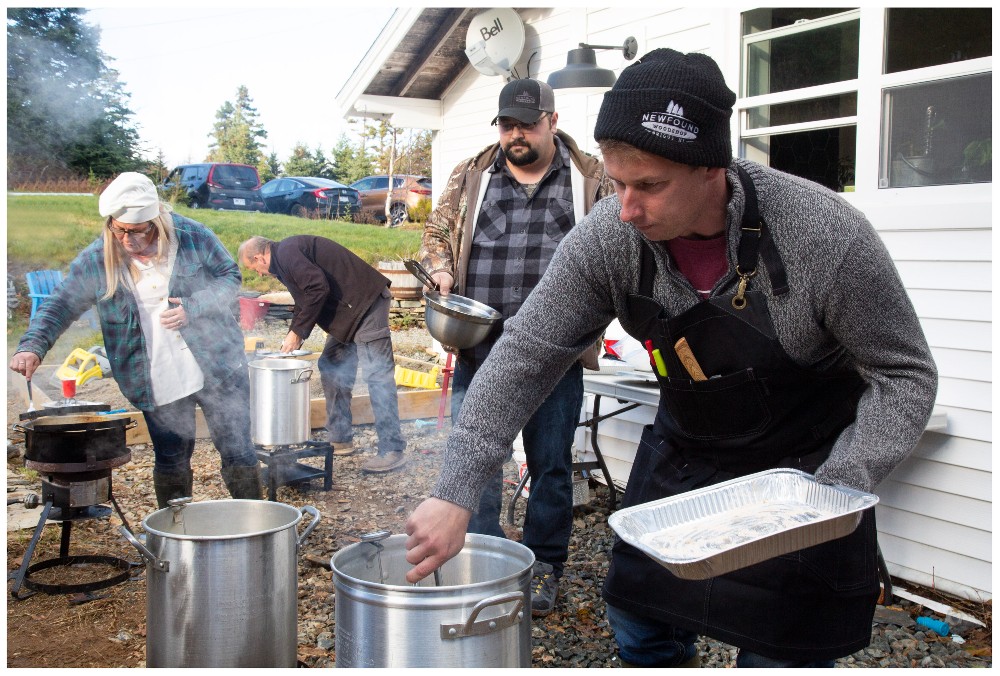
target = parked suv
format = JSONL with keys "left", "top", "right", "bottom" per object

{"left": 162, "top": 163, "right": 265, "bottom": 211}
{"left": 349, "top": 174, "right": 432, "bottom": 225}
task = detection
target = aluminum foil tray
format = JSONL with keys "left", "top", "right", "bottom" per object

{"left": 608, "top": 468, "right": 878, "bottom": 580}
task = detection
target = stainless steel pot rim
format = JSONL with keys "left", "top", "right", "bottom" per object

{"left": 425, "top": 291, "right": 501, "bottom": 324}
{"left": 330, "top": 533, "right": 534, "bottom": 592}
{"left": 249, "top": 358, "right": 312, "bottom": 369}
{"left": 142, "top": 499, "right": 304, "bottom": 540}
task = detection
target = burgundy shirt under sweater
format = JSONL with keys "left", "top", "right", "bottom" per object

{"left": 665, "top": 235, "right": 728, "bottom": 299}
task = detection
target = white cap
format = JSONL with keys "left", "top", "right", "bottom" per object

{"left": 98, "top": 172, "right": 160, "bottom": 224}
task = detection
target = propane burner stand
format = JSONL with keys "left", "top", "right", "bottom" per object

{"left": 255, "top": 440, "right": 333, "bottom": 501}
{"left": 8, "top": 456, "right": 138, "bottom": 600}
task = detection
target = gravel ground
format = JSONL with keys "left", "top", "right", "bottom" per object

{"left": 7, "top": 318, "right": 991, "bottom": 668}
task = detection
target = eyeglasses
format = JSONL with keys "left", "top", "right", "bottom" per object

{"left": 108, "top": 221, "right": 155, "bottom": 237}
{"left": 497, "top": 114, "right": 550, "bottom": 134}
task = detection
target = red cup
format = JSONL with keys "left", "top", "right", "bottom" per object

{"left": 61, "top": 378, "right": 77, "bottom": 399}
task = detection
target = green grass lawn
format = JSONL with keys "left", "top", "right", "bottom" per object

{"left": 6, "top": 194, "right": 424, "bottom": 293}
{"left": 6, "top": 194, "right": 425, "bottom": 349}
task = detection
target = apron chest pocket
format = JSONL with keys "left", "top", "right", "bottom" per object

{"left": 662, "top": 368, "right": 771, "bottom": 440}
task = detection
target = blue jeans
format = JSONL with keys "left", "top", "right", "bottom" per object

{"left": 453, "top": 359, "right": 583, "bottom": 573}
{"left": 606, "top": 604, "right": 836, "bottom": 668}
{"left": 319, "top": 289, "right": 405, "bottom": 455}
{"left": 143, "top": 368, "right": 258, "bottom": 474}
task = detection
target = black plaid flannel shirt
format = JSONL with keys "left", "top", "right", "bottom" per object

{"left": 463, "top": 136, "right": 576, "bottom": 365}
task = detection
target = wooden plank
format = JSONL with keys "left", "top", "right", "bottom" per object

{"left": 310, "top": 388, "right": 449, "bottom": 428}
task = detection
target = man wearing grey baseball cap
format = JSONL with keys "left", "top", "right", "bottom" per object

{"left": 415, "top": 77, "right": 612, "bottom": 617}
{"left": 404, "top": 49, "right": 935, "bottom": 667}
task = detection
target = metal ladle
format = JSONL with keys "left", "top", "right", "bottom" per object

{"left": 402, "top": 259, "right": 440, "bottom": 293}
{"left": 360, "top": 528, "right": 442, "bottom": 586}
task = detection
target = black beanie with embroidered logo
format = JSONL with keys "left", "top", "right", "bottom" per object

{"left": 594, "top": 48, "right": 736, "bottom": 168}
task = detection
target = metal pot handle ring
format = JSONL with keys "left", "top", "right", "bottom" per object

{"left": 297, "top": 505, "right": 321, "bottom": 548}
{"left": 291, "top": 368, "right": 313, "bottom": 384}
{"left": 440, "top": 591, "right": 525, "bottom": 639}
{"left": 119, "top": 525, "right": 170, "bottom": 572}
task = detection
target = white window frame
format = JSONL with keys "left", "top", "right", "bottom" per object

{"left": 737, "top": 7, "right": 992, "bottom": 199}
{"left": 738, "top": 10, "right": 860, "bottom": 147}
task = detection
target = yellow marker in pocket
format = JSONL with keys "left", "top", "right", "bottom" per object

{"left": 651, "top": 348, "right": 668, "bottom": 377}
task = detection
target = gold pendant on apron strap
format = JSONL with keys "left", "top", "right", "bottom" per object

{"left": 732, "top": 223, "right": 761, "bottom": 310}
{"left": 731, "top": 267, "right": 757, "bottom": 310}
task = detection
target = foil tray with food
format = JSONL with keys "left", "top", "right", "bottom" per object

{"left": 608, "top": 468, "right": 878, "bottom": 580}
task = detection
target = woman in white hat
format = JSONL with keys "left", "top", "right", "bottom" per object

{"left": 10, "top": 172, "right": 263, "bottom": 506}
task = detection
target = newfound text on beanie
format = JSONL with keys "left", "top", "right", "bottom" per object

{"left": 594, "top": 48, "right": 737, "bottom": 167}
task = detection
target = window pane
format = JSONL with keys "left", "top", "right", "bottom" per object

{"left": 747, "top": 93, "right": 857, "bottom": 129}
{"left": 881, "top": 74, "right": 992, "bottom": 188}
{"left": 886, "top": 8, "right": 992, "bottom": 74}
{"left": 746, "top": 19, "right": 859, "bottom": 96}
{"left": 744, "top": 126, "right": 857, "bottom": 193}
{"left": 742, "top": 8, "right": 854, "bottom": 35}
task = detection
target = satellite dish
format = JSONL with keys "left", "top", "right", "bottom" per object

{"left": 464, "top": 8, "right": 525, "bottom": 78}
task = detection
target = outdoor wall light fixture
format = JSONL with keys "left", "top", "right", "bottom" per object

{"left": 547, "top": 37, "right": 638, "bottom": 89}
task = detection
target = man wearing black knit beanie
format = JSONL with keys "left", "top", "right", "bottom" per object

{"left": 404, "top": 49, "right": 936, "bottom": 669}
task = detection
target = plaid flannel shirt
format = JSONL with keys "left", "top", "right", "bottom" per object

{"left": 463, "top": 137, "right": 575, "bottom": 364}
{"left": 17, "top": 215, "right": 246, "bottom": 411}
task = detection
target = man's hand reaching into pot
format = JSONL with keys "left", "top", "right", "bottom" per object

{"left": 404, "top": 497, "right": 472, "bottom": 583}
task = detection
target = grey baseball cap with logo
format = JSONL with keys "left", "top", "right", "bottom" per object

{"left": 491, "top": 78, "right": 555, "bottom": 125}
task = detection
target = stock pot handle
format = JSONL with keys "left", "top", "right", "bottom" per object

{"left": 291, "top": 368, "right": 313, "bottom": 384}
{"left": 119, "top": 525, "right": 170, "bottom": 572}
{"left": 297, "top": 505, "right": 321, "bottom": 548}
{"left": 440, "top": 591, "right": 525, "bottom": 639}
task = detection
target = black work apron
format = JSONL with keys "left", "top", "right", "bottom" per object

{"left": 602, "top": 167, "right": 880, "bottom": 662}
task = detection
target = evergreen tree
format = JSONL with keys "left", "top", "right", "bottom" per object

{"left": 330, "top": 133, "right": 374, "bottom": 184}
{"left": 207, "top": 85, "right": 268, "bottom": 165}
{"left": 7, "top": 8, "right": 142, "bottom": 177}
{"left": 283, "top": 142, "right": 319, "bottom": 176}
{"left": 258, "top": 151, "right": 281, "bottom": 183}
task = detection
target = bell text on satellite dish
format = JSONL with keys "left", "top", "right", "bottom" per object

{"left": 464, "top": 8, "right": 525, "bottom": 77}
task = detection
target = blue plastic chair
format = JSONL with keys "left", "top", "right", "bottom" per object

{"left": 25, "top": 269, "right": 98, "bottom": 328}
{"left": 25, "top": 270, "right": 64, "bottom": 318}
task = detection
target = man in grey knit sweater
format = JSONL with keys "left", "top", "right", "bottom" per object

{"left": 404, "top": 49, "right": 936, "bottom": 667}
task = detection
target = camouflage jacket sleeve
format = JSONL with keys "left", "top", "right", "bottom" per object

{"left": 419, "top": 157, "right": 475, "bottom": 278}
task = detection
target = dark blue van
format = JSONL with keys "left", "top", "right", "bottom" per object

{"left": 162, "top": 163, "right": 265, "bottom": 211}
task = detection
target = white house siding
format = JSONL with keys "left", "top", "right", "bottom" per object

{"left": 373, "top": 6, "right": 991, "bottom": 602}
{"left": 848, "top": 182, "right": 993, "bottom": 601}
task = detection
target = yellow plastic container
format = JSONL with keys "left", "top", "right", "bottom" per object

{"left": 394, "top": 365, "right": 440, "bottom": 390}
{"left": 55, "top": 348, "right": 103, "bottom": 386}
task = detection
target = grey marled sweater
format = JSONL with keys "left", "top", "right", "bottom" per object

{"left": 434, "top": 159, "right": 937, "bottom": 511}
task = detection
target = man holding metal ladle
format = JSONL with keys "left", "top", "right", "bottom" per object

{"left": 404, "top": 49, "right": 937, "bottom": 666}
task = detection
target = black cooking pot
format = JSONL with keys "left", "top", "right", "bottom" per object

{"left": 14, "top": 414, "right": 135, "bottom": 466}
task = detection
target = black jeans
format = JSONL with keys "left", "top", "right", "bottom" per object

{"left": 143, "top": 369, "right": 258, "bottom": 474}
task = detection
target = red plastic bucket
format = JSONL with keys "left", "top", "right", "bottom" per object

{"left": 239, "top": 297, "right": 271, "bottom": 330}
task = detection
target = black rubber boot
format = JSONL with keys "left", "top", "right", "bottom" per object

{"left": 221, "top": 464, "right": 264, "bottom": 500}
{"left": 153, "top": 470, "right": 194, "bottom": 508}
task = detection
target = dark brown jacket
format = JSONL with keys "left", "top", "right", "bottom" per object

{"left": 269, "top": 235, "right": 389, "bottom": 343}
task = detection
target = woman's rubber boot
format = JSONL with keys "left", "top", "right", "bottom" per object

{"left": 221, "top": 464, "right": 264, "bottom": 500}
{"left": 153, "top": 469, "right": 194, "bottom": 508}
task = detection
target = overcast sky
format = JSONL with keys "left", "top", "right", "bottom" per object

{"left": 83, "top": 5, "right": 397, "bottom": 168}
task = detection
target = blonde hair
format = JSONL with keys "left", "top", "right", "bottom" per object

{"left": 101, "top": 204, "right": 175, "bottom": 300}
